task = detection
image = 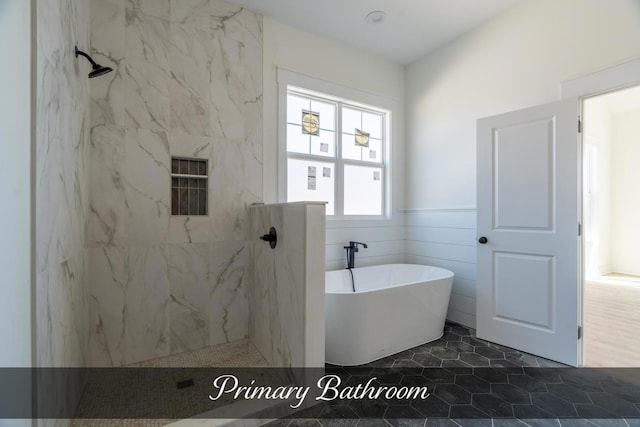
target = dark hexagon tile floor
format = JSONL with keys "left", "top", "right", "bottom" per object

{"left": 266, "top": 322, "right": 640, "bottom": 427}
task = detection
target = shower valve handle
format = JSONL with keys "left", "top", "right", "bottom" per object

{"left": 260, "top": 227, "right": 278, "bottom": 249}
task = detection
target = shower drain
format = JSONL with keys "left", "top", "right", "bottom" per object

{"left": 176, "top": 378, "right": 195, "bottom": 389}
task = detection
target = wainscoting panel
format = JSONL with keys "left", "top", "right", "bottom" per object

{"left": 405, "top": 209, "right": 478, "bottom": 328}
{"left": 325, "top": 214, "right": 406, "bottom": 271}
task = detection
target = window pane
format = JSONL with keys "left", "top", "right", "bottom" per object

{"left": 171, "top": 188, "right": 179, "bottom": 215}
{"left": 363, "top": 138, "right": 382, "bottom": 164}
{"left": 189, "top": 160, "right": 199, "bottom": 175}
{"left": 311, "top": 99, "right": 336, "bottom": 131}
{"left": 344, "top": 164, "right": 382, "bottom": 216}
{"left": 342, "top": 107, "right": 362, "bottom": 134}
{"left": 341, "top": 132, "right": 363, "bottom": 161}
{"left": 287, "top": 94, "right": 310, "bottom": 124}
{"left": 362, "top": 112, "right": 383, "bottom": 139}
{"left": 310, "top": 129, "right": 335, "bottom": 157}
{"left": 287, "top": 123, "right": 311, "bottom": 154}
{"left": 179, "top": 159, "right": 189, "bottom": 174}
{"left": 179, "top": 188, "right": 189, "bottom": 215}
{"left": 198, "top": 189, "right": 207, "bottom": 215}
{"left": 287, "top": 158, "right": 335, "bottom": 215}
{"left": 189, "top": 188, "right": 199, "bottom": 214}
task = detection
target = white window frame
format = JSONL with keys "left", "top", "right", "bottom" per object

{"left": 277, "top": 68, "right": 393, "bottom": 221}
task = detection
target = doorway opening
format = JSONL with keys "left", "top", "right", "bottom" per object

{"left": 582, "top": 85, "right": 640, "bottom": 367}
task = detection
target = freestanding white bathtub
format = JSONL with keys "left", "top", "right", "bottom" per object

{"left": 325, "top": 264, "right": 454, "bottom": 366}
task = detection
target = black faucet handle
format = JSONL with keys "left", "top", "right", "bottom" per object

{"left": 350, "top": 241, "right": 368, "bottom": 250}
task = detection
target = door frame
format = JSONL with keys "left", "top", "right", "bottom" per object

{"left": 561, "top": 57, "right": 640, "bottom": 366}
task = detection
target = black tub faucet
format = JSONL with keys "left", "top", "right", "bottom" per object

{"left": 344, "top": 241, "right": 368, "bottom": 269}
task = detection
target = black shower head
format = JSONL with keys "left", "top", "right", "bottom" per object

{"left": 75, "top": 46, "right": 113, "bottom": 79}
{"left": 88, "top": 65, "right": 113, "bottom": 79}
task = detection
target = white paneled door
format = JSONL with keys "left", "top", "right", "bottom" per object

{"left": 477, "top": 99, "right": 581, "bottom": 366}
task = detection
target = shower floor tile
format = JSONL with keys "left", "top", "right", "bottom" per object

{"left": 127, "top": 339, "right": 269, "bottom": 368}
{"left": 71, "top": 339, "right": 268, "bottom": 427}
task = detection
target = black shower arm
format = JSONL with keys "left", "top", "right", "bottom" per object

{"left": 75, "top": 47, "right": 98, "bottom": 67}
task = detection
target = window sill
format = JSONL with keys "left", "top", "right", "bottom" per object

{"left": 326, "top": 214, "right": 399, "bottom": 228}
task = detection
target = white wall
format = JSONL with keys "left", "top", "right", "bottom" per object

{"left": 405, "top": 0, "right": 640, "bottom": 327}
{"left": 0, "top": 0, "right": 33, "bottom": 368}
{"left": 0, "top": 0, "right": 34, "bottom": 425}
{"left": 583, "top": 97, "right": 613, "bottom": 276}
{"left": 610, "top": 109, "right": 640, "bottom": 276}
{"left": 263, "top": 18, "right": 406, "bottom": 270}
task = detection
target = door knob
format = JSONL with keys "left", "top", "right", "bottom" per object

{"left": 478, "top": 237, "right": 488, "bottom": 244}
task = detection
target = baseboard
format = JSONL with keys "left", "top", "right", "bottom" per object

{"left": 446, "top": 309, "right": 476, "bottom": 330}
{"left": 598, "top": 265, "right": 613, "bottom": 276}
{"left": 610, "top": 266, "right": 640, "bottom": 278}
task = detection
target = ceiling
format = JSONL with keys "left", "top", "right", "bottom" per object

{"left": 225, "top": 0, "right": 522, "bottom": 65}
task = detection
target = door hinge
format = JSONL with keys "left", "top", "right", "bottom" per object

{"left": 578, "top": 117, "right": 582, "bottom": 133}
{"left": 578, "top": 222, "right": 582, "bottom": 236}
{"left": 578, "top": 326, "right": 582, "bottom": 340}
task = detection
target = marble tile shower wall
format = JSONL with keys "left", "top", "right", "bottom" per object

{"left": 36, "top": 0, "right": 91, "bottom": 425}
{"left": 37, "top": 0, "right": 91, "bottom": 369}
{"left": 87, "top": 0, "right": 263, "bottom": 366}
{"left": 249, "top": 203, "right": 326, "bottom": 368}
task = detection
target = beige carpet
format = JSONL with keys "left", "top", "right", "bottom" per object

{"left": 584, "top": 273, "right": 640, "bottom": 367}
